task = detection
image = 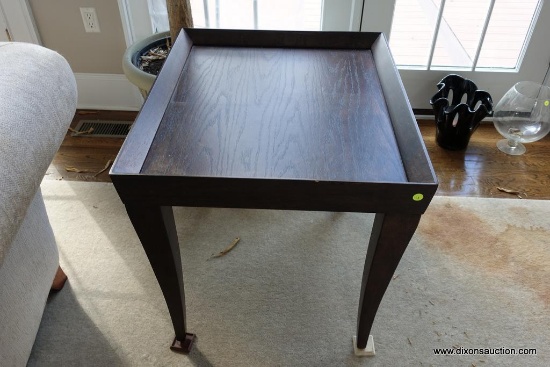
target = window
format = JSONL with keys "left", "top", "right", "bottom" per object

{"left": 389, "top": 0, "right": 543, "bottom": 71}
{"left": 147, "top": 0, "right": 323, "bottom": 32}
{"left": 191, "top": 0, "right": 322, "bottom": 30}
{"left": 124, "top": 0, "right": 550, "bottom": 108}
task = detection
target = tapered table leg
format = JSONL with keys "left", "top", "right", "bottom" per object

{"left": 125, "top": 204, "right": 195, "bottom": 353}
{"left": 356, "top": 213, "right": 422, "bottom": 352}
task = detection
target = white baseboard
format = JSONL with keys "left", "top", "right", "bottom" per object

{"left": 415, "top": 114, "right": 495, "bottom": 122}
{"left": 74, "top": 73, "right": 143, "bottom": 111}
{"left": 414, "top": 114, "right": 435, "bottom": 120}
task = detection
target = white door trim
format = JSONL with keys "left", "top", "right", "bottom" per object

{"left": 0, "top": 0, "right": 40, "bottom": 43}
{"left": 0, "top": 5, "right": 9, "bottom": 41}
{"left": 322, "top": 0, "right": 363, "bottom": 31}
{"left": 360, "top": 0, "right": 395, "bottom": 35}
{"left": 117, "top": 0, "right": 154, "bottom": 47}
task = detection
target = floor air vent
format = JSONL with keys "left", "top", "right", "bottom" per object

{"left": 72, "top": 120, "right": 133, "bottom": 138}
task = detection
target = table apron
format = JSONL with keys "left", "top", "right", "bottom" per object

{"left": 111, "top": 176, "right": 437, "bottom": 214}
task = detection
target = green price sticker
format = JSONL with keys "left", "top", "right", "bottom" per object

{"left": 413, "top": 193, "right": 424, "bottom": 201}
{"left": 545, "top": 100, "right": 549, "bottom": 107}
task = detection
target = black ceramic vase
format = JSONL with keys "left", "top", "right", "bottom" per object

{"left": 430, "top": 74, "right": 493, "bottom": 150}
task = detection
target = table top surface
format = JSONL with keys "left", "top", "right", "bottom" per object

{"left": 112, "top": 29, "right": 436, "bottom": 188}
{"left": 111, "top": 30, "right": 437, "bottom": 214}
{"left": 140, "top": 45, "right": 407, "bottom": 183}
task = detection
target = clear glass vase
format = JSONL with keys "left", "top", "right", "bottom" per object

{"left": 493, "top": 81, "right": 550, "bottom": 155}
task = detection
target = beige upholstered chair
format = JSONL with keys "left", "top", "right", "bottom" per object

{"left": 0, "top": 42, "right": 77, "bottom": 365}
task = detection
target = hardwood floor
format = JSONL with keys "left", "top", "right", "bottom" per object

{"left": 419, "top": 120, "right": 550, "bottom": 200}
{"left": 46, "top": 110, "right": 133, "bottom": 182}
{"left": 46, "top": 111, "right": 550, "bottom": 200}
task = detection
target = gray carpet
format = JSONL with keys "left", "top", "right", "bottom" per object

{"left": 28, "top": 180, "right": 549, "bottom": 366}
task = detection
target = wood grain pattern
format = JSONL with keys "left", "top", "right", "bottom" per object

{"left": 111, "top": 30, "right": 193, "bottom": 176}
{"left": 372, "top": 35, "right": 436, "bottom": 184}
{"left": 46, "top": 112, "right": 550, "bottom": 201}
{"left": 124, "top": 204, "right": 191, "bottom": 344}
{"left": 110, "top": 32, "right": 436, "bottom": 353}
{"left": 356, "top": 212, "right": 422, "bottom": 349}
{"left": 111, "top": 175, "right": 437, "bottom": 214}
{"left": 183, "top": 28, "right": 381, "bottom": 49}
{"left": 45, "top": 110, "right": 133, "bottom": 182}
{"left": 419, "top": 120, "right": 550, "bottom": 199}
{"left": 142, "top": 46, "right": 408, "bottom": 183}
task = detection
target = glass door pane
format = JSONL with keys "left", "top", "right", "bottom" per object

{"left": 389, "top": 0, "right": 542, "bottom": 71}
{"left": 390, "top": 0, "right": 442, "bottom": 68}
{"left": 476, "top": 0, "right": 540, "bottom": 69}
{"left": 257, "top": 0, "right": 322, "bottom": 30}
{"left": 385, "top": 0, "right": 549, "bottom": 108}
{"left": 190, "top": 0, "right": 322, "bottom": 30}
{"left": 147, "top": 0, "right": 358, "bottom": 34}
{"left": 430, "top": 0, "right": 491, "bottom": 69}
{"left": 192, "top": 0, "right": 254, "bottom": 29}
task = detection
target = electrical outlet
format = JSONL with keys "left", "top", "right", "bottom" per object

{"left": 80, "top": 7, "right": 100, "bottom": 33}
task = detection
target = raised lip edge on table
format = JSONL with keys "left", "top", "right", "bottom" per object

{"left": 110, "top": 28, "right": 438, "bottom": 188}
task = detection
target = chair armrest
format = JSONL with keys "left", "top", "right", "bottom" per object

{"left": 0, "top": 42, "right": 77, "bottom": 266}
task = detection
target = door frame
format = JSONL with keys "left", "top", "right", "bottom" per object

{"left": 117, "top": 0, "right": 153, "bottom": 47}
{"left": 0, "top": 0, "right": 40, "bottom": 43}
{"left": 361, "top": 0, "right": 550, "bottom": 109}
{"left": 119, "top": 0, "right": 364, "bottom": 45}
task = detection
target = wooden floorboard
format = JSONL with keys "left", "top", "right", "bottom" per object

{"left": 419, "top": 120, "right": 550, "bottom": 200}
{"left": 45, "top": 110, "right": 131, "bottom": 182}
{"left": 46, "top": 111, "right": 550, "bottom": 200}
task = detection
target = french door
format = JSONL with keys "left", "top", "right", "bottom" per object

{"left": 0, "top": 0, "right": 40, "bottom": 43}
{"left": 362, "top": 0, "right": 550, "bottom": 109}
{"left": 143, "top": 0, "right": 362, "bottom": 33}
{"left": 123, "top": 0, "right": 550, "bottom": 109}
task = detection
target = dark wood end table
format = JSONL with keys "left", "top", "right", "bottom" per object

{"left": 110, "top": 28, "right": 438, "bottom": 356}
